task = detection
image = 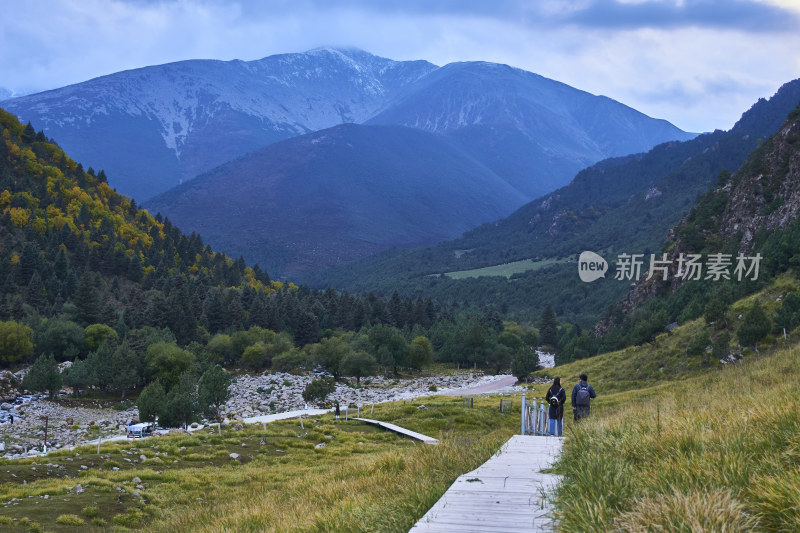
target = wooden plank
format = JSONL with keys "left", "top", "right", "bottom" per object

{"left": 408, "top": 435, "right": 562, "bottom": 533}
{"left": 353, "top": 417, "right": 439, "bottom": 444}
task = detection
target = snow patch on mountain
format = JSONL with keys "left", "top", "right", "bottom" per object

{"left": 6, "top": 49, "right": 437, "bottom": 158}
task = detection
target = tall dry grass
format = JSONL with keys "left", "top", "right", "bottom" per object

{"left": 554, "top": 343, "right": 800, "bottom": 532}
{"left": 146, "top": 431, "right": 508, "bottom": 533}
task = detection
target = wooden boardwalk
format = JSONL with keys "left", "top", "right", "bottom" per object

{"left": 353, "top": 417, "right": 439, "bottom": 445}
{"left": 409, "top": 435, "right": 562, "bottom": 532}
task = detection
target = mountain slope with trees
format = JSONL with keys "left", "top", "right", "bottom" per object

{"left": 0, "top": 110, "right": 540, "bottom": 417}
{"left": 593, "top": 101, "right": 800, "bottom": 353}
{"left": 310, "top": 79, "right": 800, "bottom": 326}
{"left": 145, "top": 123, "right": 526, "bottom": 277}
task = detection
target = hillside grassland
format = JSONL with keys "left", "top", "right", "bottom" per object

{"left": 442, "top": 257, "right": 570, "bottom": 280}
{"left": 534, "top": 273, "right": 799, "bottom": 395}
{"left": 548, "top": 276, "right": 800, "bottom": 532}
{"left": 555, "top": 341, "right": 800, "bottom": 532}
{"left": 0, "top": 395, "right": 524, "bottom": 532}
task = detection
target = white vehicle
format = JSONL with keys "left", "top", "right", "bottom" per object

{"left": 126, "top": 423, "right": 154, "bottom": 439}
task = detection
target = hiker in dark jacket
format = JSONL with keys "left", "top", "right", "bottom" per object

{"left": 545, "top": 377, "right": 566, "bottom": 436}
{"left": 571, "top": 373, "right": 596, "bottom": 421}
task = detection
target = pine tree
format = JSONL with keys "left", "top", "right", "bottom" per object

{"left": 511, "top": 349, "right": 538, "bottom": 383}
{"left": 163, "top": 372, "right": 198, "bottom": 428}
{"left": 737, "top": 302, "right": 772, "bottom": 352}
{"left": 539, "top": 305, "right": 558, "bottom": 348}
{"left": 22, "top": 354, "right": 62, "bottom": 399}
{"left": 137, "top": 381, "right": 166, "bottom": 427}
{"left": 73, "top": 272, "right": 100, "bottom": 325}
{"left": 62, "top": 358, "right": 94, "bottom": 397}
{"left": 198, "top": 365, "right": 232, "bottom": 421}
{"left": 86, "top": 341, "right": 114, "bottom": 391}
{"left": 110, "top": 341, "right": 140, "bottom": 399}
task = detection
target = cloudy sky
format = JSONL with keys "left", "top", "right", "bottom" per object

{"left": 2, "top": 0, "right": 799, "bottom": 132}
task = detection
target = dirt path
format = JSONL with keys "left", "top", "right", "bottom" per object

{"left": 441, "top": 375, "right": 518, "bottom": 396}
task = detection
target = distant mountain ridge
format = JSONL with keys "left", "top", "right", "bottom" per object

{"left": 3, "top": 48, "right": 436, "bottom": 201}
{"left": 367, "top": 61, "right": 690, "bottom": 198}
{"left": 145, "top": 123, "right": 525, "bottom": 276}
{"left": 4, "top": 48, "right": 692, "bottom": 202}
{"left": 309, "top": 79, "right": 800, "bottom": 325}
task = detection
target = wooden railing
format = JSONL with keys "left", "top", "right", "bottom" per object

{"left": 520, "top": 393, "right": 549, "bottom": 436}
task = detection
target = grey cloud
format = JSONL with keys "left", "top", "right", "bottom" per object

{"left": 631, "top": 75, "right": 774, "bottom": 106}
{"left": 118, "top": 0, "right": 800, "bottom": 33}
{"left": 560, "top": 0, "right": 800, "bottom": 32}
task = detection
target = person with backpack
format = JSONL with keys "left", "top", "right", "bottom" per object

{"left": 545, "top": 377, "right": 566, "bottom": 436}
{"left": 571, "top": 373, "right": 596, "bottom": 421}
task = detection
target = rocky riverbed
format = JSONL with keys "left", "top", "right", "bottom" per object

{"left": 0, "top": 370, "right": 527, "bottom": 458}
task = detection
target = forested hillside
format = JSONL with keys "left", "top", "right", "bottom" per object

{"left": 0, "top": 108, "right": 287, "bottom": 342}
{"left": 310, "top": 79, "right": 800, "bottom": 326}
{"left": 0, "top": 108, "right": 540, "bottom": 404}
{"left": 593, "top": 102, "right": 800, "bottom": 354}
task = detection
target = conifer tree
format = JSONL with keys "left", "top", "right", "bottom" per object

{"left": 74, "top": 272, "right": 100, "bottom": 325}
{"left": 539, "top": 305, "right": 558, "bottom": 348}
{"left": 22, "top": 354, "right": 62, "bottom": 399}
{"left": 137, "top": 381, "right": 166, "bottom": 428}
{"left": 737, "top": 302, "right": 772, "bottom": 352}
{"left": 198, "top": 365, "right": 232, "bottom": 421}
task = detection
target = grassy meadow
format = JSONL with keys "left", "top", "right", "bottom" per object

{"left": 0, "top": 394, "right": 525, "bottom": 532}
{"left": 442, "top": 257, "right": 570, "bottom": 280}
{"left": 546, "top": 277, "right": 800, "bottom": 532}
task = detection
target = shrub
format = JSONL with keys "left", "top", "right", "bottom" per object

{"left": 302, "top": 377, "right": 335, "bottom": 403}
{"left": 56, "top": 514, "right": 85, "bottom": 526}
{"left": 82, "top": 505, "right": 100, "bottom": 518}
{"left": 112, "top": 511, "right": 146, "bottom": 528}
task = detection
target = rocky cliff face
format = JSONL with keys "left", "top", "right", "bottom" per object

{"left": 717, "top": 111, "right": 800, "bottom": 251}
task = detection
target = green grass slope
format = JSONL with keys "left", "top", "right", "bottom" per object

{"left": 543, "top": 276, "right": 800, "bottom": 531}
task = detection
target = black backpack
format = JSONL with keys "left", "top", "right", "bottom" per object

{"left": 576, "top": 384, "right": 591, "bottom": 406}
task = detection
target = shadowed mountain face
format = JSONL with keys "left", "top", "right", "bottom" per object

{"left": 145, "top": 124, "right": 525, "bottom": 276}
{"left": 306, "top": 79, "right": 800, "bottom": 325}
{"left": 368, "top": 61, "right": 694, "bottom": 198}
{"left": 5, "top": 48, "right": 691, "bottom": 202}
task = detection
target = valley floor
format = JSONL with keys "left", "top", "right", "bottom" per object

{"left": 0, "top": 371, "right": 525, "bottom": 458}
